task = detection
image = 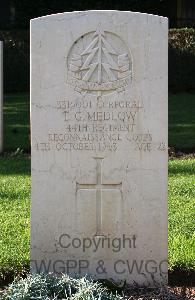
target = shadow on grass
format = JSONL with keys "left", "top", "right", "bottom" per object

{"left": 168, "top": 160, "right": 195, "bottom": 176}
{"left": 0, "top": 154, "right": 30, "bottom": 176}
{"left": 169, "top": 93, "right": 195, "bottom": 151}
{"left": 4, "top": 94, "right": 30, "bottom": 152}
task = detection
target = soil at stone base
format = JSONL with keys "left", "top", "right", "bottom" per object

{"left": 168, "top": 148, "right": 195, "bottom": 159}
{"left": 0, "top": 286, "right": 194, "bottom": 300}
{"left": 123, "top": 286, "right": 195, "bottom": 299}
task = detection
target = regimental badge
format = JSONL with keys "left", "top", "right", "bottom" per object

{"left": 67, "top": 24, "right": 132, "bottom": 96}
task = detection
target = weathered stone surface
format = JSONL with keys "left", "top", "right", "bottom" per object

{"left": 31, "top": 11, "right": 168, "bottom": 285}
{"left": 0, "top": 41, "right": 3, "bottom": 154}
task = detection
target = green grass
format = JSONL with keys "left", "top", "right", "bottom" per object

{"left": 3, "top": 92, "right": 195, "bottom": 152}
{"left": 0, "top": 155, "right": 30, "bottom": 282}
{"left": 4, "top": 94, "right": 30, "bottom": 152}
{"left": 169, "top": 93, "right": 195, "bottom": 151}
{"left": 0, "top": 155, "right": 194, "bottom": 283}
{"left": 168, "top": 158, "right": 195, "bottom": 271}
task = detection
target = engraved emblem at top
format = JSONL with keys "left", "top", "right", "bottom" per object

{"left": 67, "top": 24, "right": 132, "bottom": 95}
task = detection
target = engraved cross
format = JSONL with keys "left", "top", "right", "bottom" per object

{"left": 76, "top": 157, "right": 122, "bottom": 236}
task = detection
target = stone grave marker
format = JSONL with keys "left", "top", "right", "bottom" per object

{"left": 31, "top": 11, "right": 168, "bottom": 285}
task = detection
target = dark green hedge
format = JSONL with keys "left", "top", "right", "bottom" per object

{"left": 0, "top": 28, "right": 195, "bottom": 93}
{"left": 10, "top": 0, "right": 173, "bottom": 29}
{"left": 169, "top": 28, "right": 195, "bottom": 92}
{"left": 0, "top": 30, "right": 29, "bottom": 93}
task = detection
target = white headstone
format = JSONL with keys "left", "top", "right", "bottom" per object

{"left": 0, "top": 41, "right": 3, "bottom": 154}
{"left": 31, "top": 11, "right": 168, "bottom": 285}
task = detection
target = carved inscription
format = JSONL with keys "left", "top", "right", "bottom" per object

{"left": 35, "top": 97, "right": 147, "bottom": 152}
{"left": 126, "top": 132, "right": 153, "bottom": 152}
{"left": 34, "top": 95, "right": 167, "bottom": 153}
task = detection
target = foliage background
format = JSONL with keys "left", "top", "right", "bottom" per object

{"left": 10, "top": 0, "right": 175, "bottom": 29}
{"left": 169, "top": 29, "right": 195, "bottom": 92}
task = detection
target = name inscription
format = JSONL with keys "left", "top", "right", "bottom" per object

{"left": 34, "top": 97, "right": 166, "bottom": 153}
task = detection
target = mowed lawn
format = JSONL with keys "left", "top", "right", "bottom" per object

{"left": 4, "top": 94, "right": 30, "bottom": 152}
{"left": 0, "top": 155, "right": 30, "bottom": 283}
{"left": 169, "top": 93, "right": 195, "bottom": 151}
{"left": 168, "top": 159, "right": 195, "bottom": 271}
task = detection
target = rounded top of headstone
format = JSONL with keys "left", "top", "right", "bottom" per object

{"left": 30, "top": 10, "right": 168, "bottom": 23}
